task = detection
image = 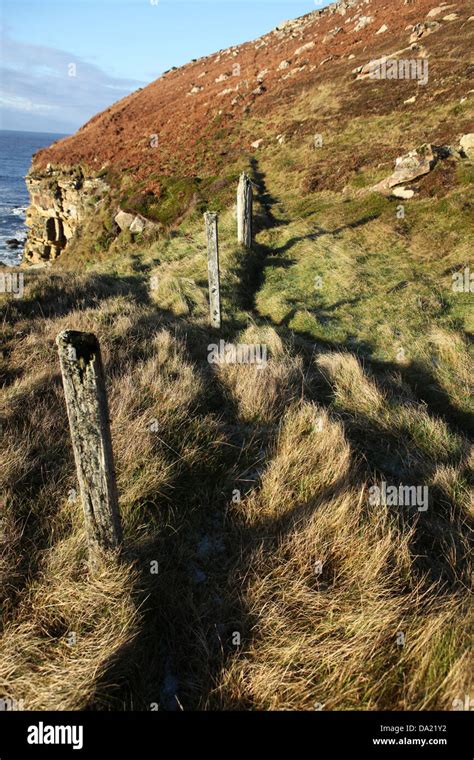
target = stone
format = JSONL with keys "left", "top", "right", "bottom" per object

{"left": 404, "top": 95, "right": 417, "bottom": 104}
{"left": 376, "top": 24, "right": 388, "bottom": 34}
{"left": 6, "top": 239, "right": 21, "bottom": 248}
{"left": 114, "top": 210, "right": 135, "bottom": 230}
{"left": 278, "top": 60, "right": 291, "bottom": 70}
{"left": 295, "top": 41, "right": 315, "bottom": 55}
{"left": 392, "top": 187, "right": 415, "bottom": 199}
{"left": 443, "top": 13, "right": 458, "bottom": 21}
{"left": 129, "top": 216, "right": 147, "bottom": 234}
{"left": 459, "top": 133, "right": 474, "bottom": 159}
{"left": 371, "top": 144, "right": 437, "bottom": 194}
{"left": 410, "top": 21, "right": 440, "bottom": 43}
{"left": 354, "top": 16, "right": 374, "bottom": 32}
{"left": 426, "top": 7, "right": 443, "bottom": 17}
{"left": 251, "top": 139, "right": 264, "bottom": 149}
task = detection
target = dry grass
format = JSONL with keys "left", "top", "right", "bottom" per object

{"left": 1, "top": 270, "right": 471, "bottom": 711}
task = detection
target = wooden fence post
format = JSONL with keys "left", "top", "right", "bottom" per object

{"left": 237, "top": 172, "right": 253, "bottom": 248}
{"left": 204, "top": 212, "right": 221, "bottom": 329}
{"left": 56, "top": 330, "right": 122, "bottom": 564}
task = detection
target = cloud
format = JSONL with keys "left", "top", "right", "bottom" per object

{"left": 0, "top": 28, "right": 145, "bottom": 132}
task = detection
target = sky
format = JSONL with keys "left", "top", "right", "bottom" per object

{"left": 1, "top": 0, "right": 330, "bottom": 134}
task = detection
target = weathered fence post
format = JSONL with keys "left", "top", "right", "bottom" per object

{"left": 237, "top": 172, "right": 253, "bottom": 248}
{"left": 204, "top": 211, "right": 221, "bottom": 329}
{"left": 56, "top": 330, "right": 122, "bottom": 564}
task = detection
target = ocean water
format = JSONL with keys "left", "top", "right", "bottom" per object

{"left": 0, "top": 130, "right": 68, "bottom": 265}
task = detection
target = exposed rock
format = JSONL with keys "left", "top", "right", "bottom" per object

{"left": 277, "top": 60, "right": 291, "bottom": 70}
{"left": 442, "top": 13, "right": 458, "bottom": 21}
{"left": 409, "top": 21, "right": 440, "bottom": 43}
{"left": 354, "top": 16, "right": 374, "bottom": 31}
{"left": 392, "top": 187, "right": 415, "bottom": 199}
{"left": 129, "top": 216, "right": 147, "bottom": 234}
{"left": 371, "top": 144, "right": 437, "bottom": 195}
{"left": 459, "top": 133, "right": 474, "bottom": 159}
{"left": 114, "top": 210, "right": 135, "bottom": 230}
{"left": 324, "top": 27, "right": 343, "bottom": 43}
{"left": 115, "top": 209, "right": 159, "bottom": 235}
{"left": 23, "top": 167, "right": 109, "bottom": 263}
{"left": 426, "top": 7, "right": 443, "bottom": 18}
{"left": 6, "top": 239, "right": 21, "bottom": 248}
{"left": 295, "top": 41, "right": 315, "bottom": 56}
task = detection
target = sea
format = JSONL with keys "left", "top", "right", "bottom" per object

{"left": 0, "top": 130, "right": 68, "bottom": 265}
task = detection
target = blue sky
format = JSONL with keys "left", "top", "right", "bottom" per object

{"left": 1, "top": 0, "right": 329, "bottom": 134}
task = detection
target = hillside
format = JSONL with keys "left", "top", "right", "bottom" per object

{"left": 1, "top": 0, "right": 473, "bottom": 711}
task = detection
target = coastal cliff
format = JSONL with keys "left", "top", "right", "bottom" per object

{"left": 23, "top": 166, "right": 109, "bottom": 263}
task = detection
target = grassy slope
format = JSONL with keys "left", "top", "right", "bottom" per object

{"left": 1, "top": 15, "right": 473, "bottom": 711}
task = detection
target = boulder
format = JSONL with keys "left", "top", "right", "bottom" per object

{"left": 426, "top": 7, "right": 443, "bottom": 18}
{"left": 295, "top": 41, "right": 315, "bottom": 56}
{"left": 392, "top": 187, "right": 415, "bottom": 199}
{"left": 409, "top": 21, "right": 440, "bottom": 43}
{"left": 459, "top": 133, "right": 474, "bottom": 159}
{"left": 354, "top": 16, "right": 374, "bottom": 32}
{"left": 371, "top": 144, "right": 437, "bottom": 195}
{"left": 129, "top": 216, "right": 147, "bottom": 234}
{"left": 114, "top": 210, "right": 136, "bottom": 231}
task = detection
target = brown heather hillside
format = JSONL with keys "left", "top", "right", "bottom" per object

{"left": 33, "top": 0, "right": 474, "bottom": 182}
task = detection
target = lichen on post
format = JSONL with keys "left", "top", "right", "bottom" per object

{"left": 56, "top": 330, "right": 122, "bottom": 566}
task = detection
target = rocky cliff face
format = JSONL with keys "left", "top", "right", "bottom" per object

{"left": 23, "top": 166, "right": 109, "bottom": 264}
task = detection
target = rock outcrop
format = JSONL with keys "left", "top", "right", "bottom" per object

{"left": 23, "top": 166, "right": 109, "bottom": 263}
